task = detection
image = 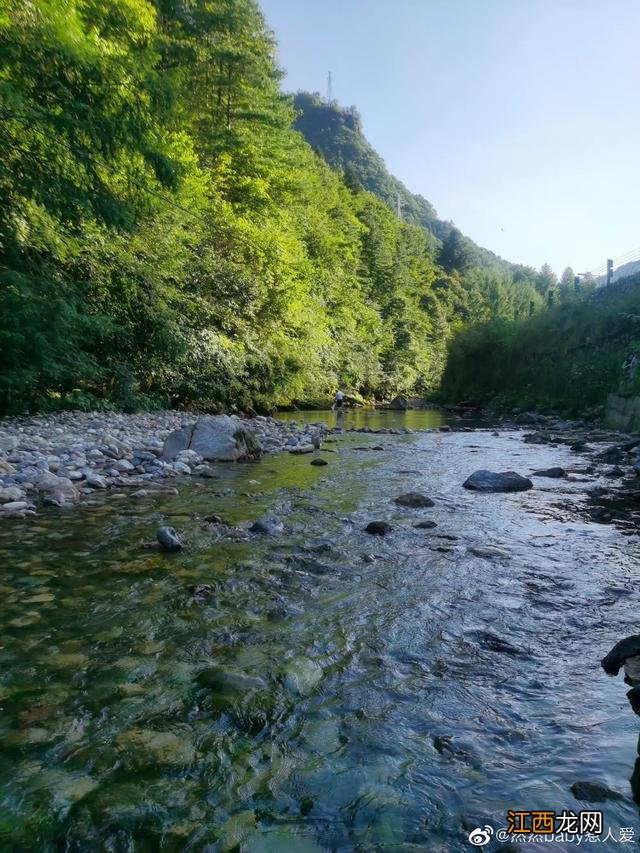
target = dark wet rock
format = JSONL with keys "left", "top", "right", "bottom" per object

{"left": 249, "top": 515, "right": 284, "bottom": 535}
{"left": 570, "top": 780, "right": 624, "bottom": 802}
{"left": 156, "top": 526, "right": 182, "bottom": 551}
{"left": 414, "top": 519, "right": 437, "bottom": 529}
{"left": 301, "top": 538, "right": 333, "bottom": 554}
{"left": 463, "top": 470, "right": 533, "bottom": 493}
{"left": 597, "top": 446, "right": 626, "bottom": 464}
{"left": 532, "top": 467, "right": 567, "bottom": 479}
{"left": 388, "top": 395, "right": 409, "bottom": 410}
{"left": 191, "top": 584, "right": 215, "bottom": 603}
{"left": 300, "top": 796, "right": 314, "bottom": 817}
{"left": 601, "top": 634, "right": 640, "bottom": 676}
{"left": 204, "top": 514, "right": 224, "bottom": 524}
{"left": 310, "top": 458, "right": 328, "bottom": 466}
{"left": 515, "top": 411, "right": 541, "bottom": 425}
{"left": 589, "top": 507, "right": 612, "bottom": 523}
{"left": 605, "top": 466, "right": 625, "bottom": 478}
{"left": 469, "top": 630, "right": 528, "bottom": 657}
{"left": 570, "top": 440, "right": 587, "bottom": 452}
{"left": 362, "top": 553, "right": 376, "bottom": 563}
{"left": 438, "top": 425, "right": 451, "bottom": 432}
{"left": 469, "top": 545, "right": 509, "bottom": 558}
{"left": 433, "top": 734, "right": 452, "bottom": 754}
{"left": 523, "top": 431, "right": 552, "bottom": 445}
{"left": 365, "top": 521, "right": 392, "bottom": 535}
{"left": 394, "top": 492, "right": 435, "bottom": 508}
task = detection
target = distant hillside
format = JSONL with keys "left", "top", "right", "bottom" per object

{"left": 293, "top": 92, "right": 509, "bottom": 272}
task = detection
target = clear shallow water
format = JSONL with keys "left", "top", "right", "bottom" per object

{"left": 0, "top": 422, "right": 639, "bottom": 851}
{"left": 275, "top": 407, "right": 479, "bottom": 432}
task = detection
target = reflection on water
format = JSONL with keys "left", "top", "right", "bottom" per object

{"left": 0, "top": 427, "right": 638, "bottom": 850}
{"left": 276, "top": 407, "right": 455, "bottom": 431}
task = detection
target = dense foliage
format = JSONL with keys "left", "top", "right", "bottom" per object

{"left": 1, "top": 0, "right": 548, "bottom": 415}
{"left": 441, "top": 273, "right": 640, "bottom": 414}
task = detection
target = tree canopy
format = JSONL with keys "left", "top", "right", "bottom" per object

{"left": 0, "top": 0, "right": 546, "bottom": 415}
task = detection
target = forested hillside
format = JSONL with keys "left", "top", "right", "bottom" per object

{"left": 293, "top": 92, "right": 507, "bottom": 272}
{"left": 1, "top": 0, "right": 551, "bottom": 416}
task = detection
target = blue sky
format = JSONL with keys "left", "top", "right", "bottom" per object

{"left": 260, "top": 0, "right": 640, "bottom": 274}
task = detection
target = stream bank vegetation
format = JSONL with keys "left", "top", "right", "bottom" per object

{"left": 442, "top": 272, "right": 640, "bottom": 417}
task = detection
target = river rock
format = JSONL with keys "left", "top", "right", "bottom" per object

{"left": 515, "top": 411, "right": 541, "bottom": 425}
{"left": 156, "top": 526, "right": 182, "bottom": 551}
{"left": 532, "top": 467, "right": 567, "bottom": 479}
{"left": 414, "top": 519, "right": 437, "bottom": 529}
{"left": 310, "top": 457, "right": 328, "bottom": 466}
{"left": 116, "top": 728, "right": 195, "bottom": 767}
{"left": 250, "top": 515, "right": 284, "bottom": 535}
{"left": 394, "top": 492, "right": 434, "bottom": 508}
{"left": 365, "top": 521, "right": 392, "bottom": 535}
{"left": 193, "top": 464, "right": 218, "bottom": 478}
{"left": 463, "top": 470, "right": 533, "bottom": 493}
{"left": 161, "top": 425, "right": 193, "bottom": 459}
{"left": 289, "top": 444, "right": 315, "bottom": 454}
{"left": 0, "top": 486, "right": 24, "bottom": 503}
{"left": 0, "top": 500, "right": 30, "bottom": 514}
{"left": 469, "top": 546, "right": 509, "bottom": 558}
{"left": 84, "top": 472, "right": 107, "bottom": 489}
{"left": 172, "top": 461, "right": 192, "bottom": 476}
{"left": 570, "top": 781, "right": 624, "bottom": 802}
{"left": 388, "top": 395, "right": 409, "bottom": 410}
{"left": 35, "top": 470, "right": 79, "bottom": 500}
{"left": 175, "top": 449, "right": 202, "bottom": 467}
{"left": 163, "top": 415, "right": 262, "bottom": 462}
{"left": 283, "top": 658, "right": 323, "bottom": 697}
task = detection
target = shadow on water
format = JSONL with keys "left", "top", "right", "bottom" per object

{"left": 0, "top": 423, "right": 639, "bottom": 849}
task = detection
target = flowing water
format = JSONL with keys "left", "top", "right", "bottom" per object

{"left": 1, "top": 412, "right": 639, "bottom": 851}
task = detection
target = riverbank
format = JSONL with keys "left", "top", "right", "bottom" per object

{"left": 0, "top": 411, "right": 331, "bottom": 519}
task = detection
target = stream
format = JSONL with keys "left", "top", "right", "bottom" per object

{"left": 0, "top": 410, "right": 638, "bottom": 851}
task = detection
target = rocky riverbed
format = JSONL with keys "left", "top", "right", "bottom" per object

{"left": 1, "top": 408, "right": 640, "bottom": 849}
{"left": 2, "top": 407, "right": 640, "bottom": 532}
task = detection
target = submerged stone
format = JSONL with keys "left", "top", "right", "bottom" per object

{"left": 365, "top": 521, "right": 392, "bottom": 535}
{"left": 116, "top": 728, "right": 195, "bottom": 767}
{"left": 532, "top": 467, "right": 567, "bottom": 479}
{"left": 283, "top": 658, "right": 323, "bottom": 697}
{"left": 249, "top": 515, "right": 283, "bottom": 535}
{"left": 469, "top": 546, "right": 509, "bottom": 558}
{"left": 156, "top": 526, "right": 182, "bottom": 551}
{"left": 570, "top": 780, "right": 624, "bottom": 802}
{"left": 393, "top": 492, "right": 434, "bottom": 508}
